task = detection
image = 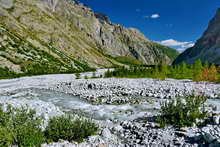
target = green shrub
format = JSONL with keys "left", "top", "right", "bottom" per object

{"left": 157, "top": 94, "right": 208, "bottom": 128}
{"left": 0, "top": 126, "right": 13, "bottom": 147}
{"left": 0, "top": 106, "right": 45, "bottom": 147}
{"left": 75, "top": 73, "right": 81, "bottom": 79}
{"left": 0, "top": 106, "right": 99, "bottom": 146}
{"left": 15, "top": 125, "right": 45, "bottom": 147}
{"left": 45, "top": 116, "right": 98, "bottom": 143}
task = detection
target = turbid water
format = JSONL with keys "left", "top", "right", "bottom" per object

{"left": 2, "top": 87, "right": 220, "bottom": 121}
{"left": 0, "top": 88, "right": 161, "bottom": 121}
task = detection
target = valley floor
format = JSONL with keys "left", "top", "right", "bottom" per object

{"left": 0, "top": 70, "right": 220, "bottom": 146}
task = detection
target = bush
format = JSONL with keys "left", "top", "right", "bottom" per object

{"left": 15, "top": 125, "right": 45, "bottom": 147}
{"left": 75, "top": 73, "right": 81, "bottom": 79}
{"left": 0, "top": 106, "right": 99, "bottom": 146}
{"left": 45, "top": 116, "right": 98, "bottom": 143}
{"left": 0, "top": 105, "right": 45, "bottom": 147}
{"left": 0, "top": 126, "right": 13, "bottom": 147}
{"left": 193, "top": 64, "right": 219, "bottom": 82}
{"left": 157, "top": 94, "right": 208, "bottom": 128}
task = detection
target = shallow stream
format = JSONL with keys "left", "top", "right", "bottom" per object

{"left": 0, "top": 88, "right": 161, "bottom": 121}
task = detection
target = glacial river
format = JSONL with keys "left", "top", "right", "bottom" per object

{"left": 0, "top": 69, "right": 220, "bottom": 121}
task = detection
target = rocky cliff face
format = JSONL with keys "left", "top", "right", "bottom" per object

{"left": 174, "top": 8, "right": 220, "bottom": 64}
{"left": 0, "top": 0, "right": 178, "bottom": 73}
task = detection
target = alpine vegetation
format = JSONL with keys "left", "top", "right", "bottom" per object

{"left": 157, "top": 94, "right": 208, "bottom": 128}
{"left": 0, "top": 105, "right": 98, "bottom": 147}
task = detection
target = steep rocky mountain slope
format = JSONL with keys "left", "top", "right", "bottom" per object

{"left": 0, "top": 0, "right": 179, "bottom": 74}
{"left": 174, "top": 8, "right": 220, "bottom": 64}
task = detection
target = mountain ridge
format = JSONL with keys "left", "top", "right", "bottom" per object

{"left": 174, "top": 8, "right": 220, "bottom": 64}
{"left": 0, "top": 0, "right": 179, "bottom": 75}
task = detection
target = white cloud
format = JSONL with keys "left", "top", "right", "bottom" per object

{"left": 160, "top": 39, "right": 187, "bottom": 46}
{"left": 151, "top": 14, "right": 160, "bottom": 19}
{"left": 159, "top": 39, "right": 194, "bottom": 52}
{"left": 144, "top": 14, "right": 160, "bottom": 19}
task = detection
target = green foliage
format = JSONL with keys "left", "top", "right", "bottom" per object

{"left": 0, "top": 67, "right": 22, "bottom": 79}
{"left": 193, "top": 59, "right": 203, "bottom": 80}
{"left": 75, "top": 73, "right": 81, "bottom": 79}
{"left": 157, "top": 95, "right": 208, "bottom": 128}
{"left": 204, "top": 61, "right": 210, "bottom": 68}
{"left": 0, "top": 126, "right": 13, "bottom": 147}
{"left": 73, "top": 60, "right": 96, "bottom": 72}
{"left": 0, "top": 25, "right": 95, "bottom": 79}
{"left": 45, "top": 116, "right": 98, "bottom": 143}
{"left": 194, "top": 64, "right": 219, "bottom": 82}
{"left": 152, "top": 43, "right": 180, "bottom": 61}
{"left": 104, "top": 60, "right": 220, "bottom": 82}
{"left": 0, "top": 106, "right": 99, "bottom": 146}
{"left": 0, "top": 105, "right": 45, "bottom": 147}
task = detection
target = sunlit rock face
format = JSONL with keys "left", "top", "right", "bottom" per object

{"left": 174, "top": 8, "right": 220, "bottom": 64}
{"left": 39, "top": 0, "right": 59, "bottom": 11}
{"left": 0, "top": 0, "right": 178, "bottom": 73}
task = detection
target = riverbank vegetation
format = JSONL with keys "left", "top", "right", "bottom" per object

{"left": 104, "top": 60, "right": 220, "bottom": 82}
{"left": 157, "top": 94, "right": 208, "bottom": 128}
{"left": 0, "top": 106, "right": 98, "bottom": 147}
{"left": 0, "top": 65, "right": 95, "bottom": 80}
{"left": 45, "top": 116, "right": 98, "bottom": 143}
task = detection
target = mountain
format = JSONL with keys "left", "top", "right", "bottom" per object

{"left": 174, "top": 8, "right": 220, "bottom": 64}
{"left": 0, "top": 0, "right": 179, "bottom": 75}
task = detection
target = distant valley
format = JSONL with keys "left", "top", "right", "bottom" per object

{"left": 0, "top": 0, "right": 178, "bottom": 76}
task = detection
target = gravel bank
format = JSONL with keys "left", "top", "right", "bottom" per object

{"left": 51, "top": 78, "right": 220, "bottom": 104}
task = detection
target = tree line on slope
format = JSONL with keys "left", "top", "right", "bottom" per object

{"left": 104, "top": 60, "right": 219, "bottom": 82}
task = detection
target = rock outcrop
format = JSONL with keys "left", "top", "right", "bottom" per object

{"left": 174, "top": 8, "right": 220, "bottom": 64}
{"left": 0, "top": 0, "right": 178, "bottom": 73}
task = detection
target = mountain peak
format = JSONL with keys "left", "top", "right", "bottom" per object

{"left": 95, "top": 13, "right": 111, "bottom": 24}
{"left": 173, "top": 8, "right": 220, "bottom": 64}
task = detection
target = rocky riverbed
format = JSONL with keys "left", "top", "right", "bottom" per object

{"left": 51, "top": 78, "right": 220, "bottom": 104}
{"left": 0, "top": 70, "right": 220, "bottom": 147}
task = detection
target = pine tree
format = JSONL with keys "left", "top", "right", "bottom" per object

{"left": 193, "top": 60, "right": 203, "bottom": 81}
{"left": 153, "top": 66, "right": 159, "bottom": 77}
{"left": 194, "top": 60, "right": 203, "bottom": 73}
{"left": 209, "top": 64, "right": 218, "bottom": 82}
{"left": 204, "top": 61, "right": 210, "bottom": 69}
{"left": 180, "top": 62, "right": 188, "bottom": 78}
{"left": 161, "top": 64, "right": 169, "bottom": 75}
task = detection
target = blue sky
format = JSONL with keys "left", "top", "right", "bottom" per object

{"left": 79, "top": 0, "right": 220, "bottom": 52}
